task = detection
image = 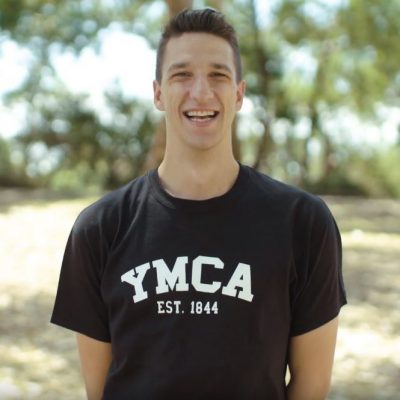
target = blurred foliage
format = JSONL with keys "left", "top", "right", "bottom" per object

{"left": 0, "top": 137, "right": 30, "bottom": 187}
{"left": 0, "top": 0, "right": 399, "bottom": 196}
{"left": 0, "top": 137, "right": 13, "bottom": 185}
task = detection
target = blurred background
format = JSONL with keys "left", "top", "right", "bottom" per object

{"left": 0, "top": 0, "right": 399, "bottom": 399}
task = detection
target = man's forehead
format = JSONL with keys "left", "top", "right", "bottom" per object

{"left": 166, "top": 32, "right": 232, "bottom": 53}
{"left": 163, "top": 33, "right": 235, "bottom": 71}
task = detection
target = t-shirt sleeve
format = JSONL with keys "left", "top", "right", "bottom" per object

{"left": 290, "top": 195, "right": 347, "bottom": 336}
{"left": 51, "top": 210, "right": 111, "bottom": 342}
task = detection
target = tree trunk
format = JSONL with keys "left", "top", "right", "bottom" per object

{"left": 208, "top": 0, "right": 223, "bottom": 10}
{"left": 299, "top": 40, "right": 335, "bottom": 186}
{"left": 252, "top": 117, "right": 273, "bottom": 171}
{"left": 142, "top": 118, "right": 166, "bottom": 172}
{"left": 248, "top": 0, "right": 274, "bottom": 171}
{"left": 321, "top": 134, "right": 335, "bottom": 179}
{"left": 299, "top": 105, "right": 319, "bottom": 186}
{"left": 165, "top": 0, "right": 193, "bottom": 17}
{"left": 232, "top": 117, "right": 241, "bottom": 161}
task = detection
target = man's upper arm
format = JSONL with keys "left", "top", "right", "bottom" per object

{"left": 287, "top": 317, "right": 339, "bottom": 400}
{"left": 76, "top": 333, "right": 112, "bottom": 400}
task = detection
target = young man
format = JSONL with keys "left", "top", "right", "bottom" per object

{"left": 51, "top": 9, "right": 346, "bottom": 400}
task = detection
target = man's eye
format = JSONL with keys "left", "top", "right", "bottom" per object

{"left": 211, "top": 72, "right": 228, "bottom": 78}
{"left": 172, "top": 72, "right": 190, "bottom": 78}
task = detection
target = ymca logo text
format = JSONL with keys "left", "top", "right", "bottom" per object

{"left": 121, "top": 255, "right": 254, "bottom": 303}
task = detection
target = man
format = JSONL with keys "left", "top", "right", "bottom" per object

{"left": 51, "top": 8, "right": 346, "bottom": 400}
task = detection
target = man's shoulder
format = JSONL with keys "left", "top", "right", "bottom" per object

{"left": 244, "top": 165, "right": 312, "bottom": 200}
{"left": 72, "top": 172, "right": 150, "bottom": 233}
{"left": 243, "top": 165, "right": 331, "bottom": 219}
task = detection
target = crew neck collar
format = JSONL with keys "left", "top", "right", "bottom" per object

{"left": 148, "top": 163, "right": 248, "bottom": 212}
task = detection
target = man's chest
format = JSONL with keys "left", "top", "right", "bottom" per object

{"left": 100, "top": 212, "right": 293, "bottom": 322}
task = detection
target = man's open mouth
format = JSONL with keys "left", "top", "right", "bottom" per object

{"left": 183, "top": 110, "right": 219, "bottom": 122}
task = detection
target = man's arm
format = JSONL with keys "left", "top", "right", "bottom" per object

{"left": 76, "top": 333, "right": 112, "bottom": 400}
{"left": 287, "top": 317, "right": 339, "bottom": 400}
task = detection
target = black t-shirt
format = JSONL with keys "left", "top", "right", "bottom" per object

{"left": 51, "top": 164, "right": 346, "bottom": 400}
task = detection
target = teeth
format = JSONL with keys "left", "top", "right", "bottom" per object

{"left": 186, "top": 110, "right": 217, "bottom": 117}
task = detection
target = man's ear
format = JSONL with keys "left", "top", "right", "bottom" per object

{"left": 235, "top": 80, "right": 246, "bottom": 111}
{"left": 153, "top": 80, "right": 164, "bottom": 111}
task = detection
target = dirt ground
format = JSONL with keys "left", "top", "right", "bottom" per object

{"left": 0, "top": 190, "right": 399, "bottom": 399}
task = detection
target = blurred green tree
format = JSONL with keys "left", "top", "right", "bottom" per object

{"left": 0, "top": 0, "right": 159, "bottom": 191}
{"left": 0, "top": 0, "right": 399, "bottom": 196}
{"left": 259, "top": 0, "right": 400, "bottom": 190}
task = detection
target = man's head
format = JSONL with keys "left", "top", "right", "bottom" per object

{"left": 156, "top": 8, "right": 242, "bottom": 83}
{"left": 153, "top": 9, "right": 246, "bottom": 154}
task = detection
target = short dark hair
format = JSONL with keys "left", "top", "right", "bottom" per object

{"left": 155, "top": 8, "right": 242, "bottom": 83}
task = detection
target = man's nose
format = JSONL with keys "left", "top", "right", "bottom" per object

{"left": 189, "top": 76, "right": 214, "bottom": 101}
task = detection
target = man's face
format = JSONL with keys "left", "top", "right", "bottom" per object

{"left": 153, "top": 33, "right": 246, "bottom": 153}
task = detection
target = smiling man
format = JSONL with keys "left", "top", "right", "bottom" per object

{"left": 154, "top": 23, "right": 246, "bottom": 200}
{"left": 51, "top": 9, "right": 346, "bottom": 400}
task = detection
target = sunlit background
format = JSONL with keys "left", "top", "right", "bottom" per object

{"left": 0, "top": 0, "right": 399, "bottom": 399}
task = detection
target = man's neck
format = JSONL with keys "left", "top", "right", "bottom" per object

{"left": 157, "top": 152, "right": 239, "bottom": 201}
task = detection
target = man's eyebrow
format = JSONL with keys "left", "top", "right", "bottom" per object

{"left": 211, "top": 63, "right": 233, "bottom": 74}
{"left": 167, "top": 62, "right": 189, "bottom": 74}
{"left": 167, "top": 62, "right": 233, "bottom": 75}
